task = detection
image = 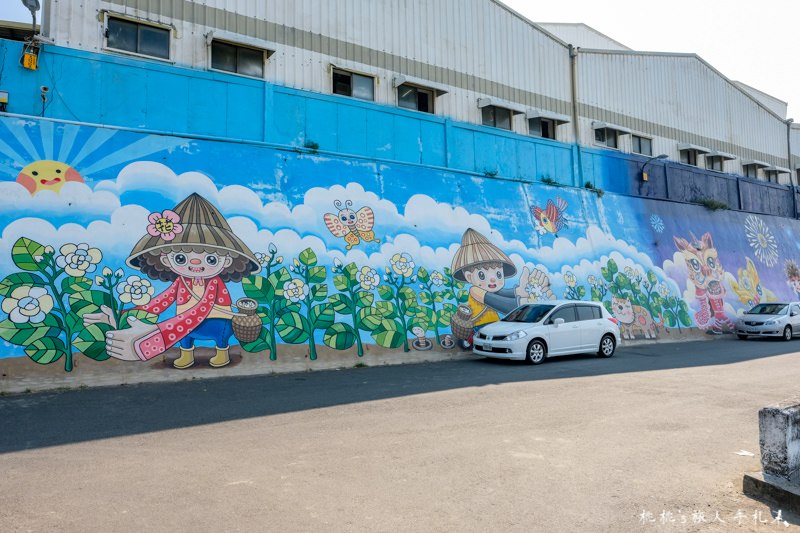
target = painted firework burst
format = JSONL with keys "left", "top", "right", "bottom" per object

{"left": 650, "top": 214, "right": 664, "bottom": 233}
{"left": 744, "top": 215, "right": 778, "bottom": 267}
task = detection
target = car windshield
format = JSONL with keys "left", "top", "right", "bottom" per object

{"left": 502, "top": 304, "right": 555, "bottom": 323}
{"left": 748, "top": 303, "right": 788, "bottom": 315}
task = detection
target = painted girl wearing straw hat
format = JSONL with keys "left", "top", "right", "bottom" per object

{"left": 84, "top": 193, "right": 261, "bottom": 368}
{"left": 450, "top": 228, "right": 529, "bottom": 349}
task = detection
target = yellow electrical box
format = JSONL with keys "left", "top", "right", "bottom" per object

{"left": 642, "top": 172, "right": 648, "bottom": 182}
{"left": 22, "top": 45, "right": 39, "bottom": 70}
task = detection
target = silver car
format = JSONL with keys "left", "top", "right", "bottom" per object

{"left": 735, "top": 302, "right": 800, "bottom": 341}
{"left": 473, "top": 300, "right": 621, "bottom": 364}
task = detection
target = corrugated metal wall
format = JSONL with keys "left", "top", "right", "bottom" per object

{"left": 577, "top": 50, "right": 788, "bottom": 170}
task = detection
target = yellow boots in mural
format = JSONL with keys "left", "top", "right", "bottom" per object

{"left": 173, "top": 346, "right": 230, "bottom": 369}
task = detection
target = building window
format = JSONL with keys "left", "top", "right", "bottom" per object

{"left": 594, "top": 128, "right": 618, "bottom": 149}
{"left": 398, "top": 84, "right": 434, "bottom": 113}
{"left": 765, "top": 170, "right": 779, "bottom": 183}
{"left": 106, "top": 17, "right": 170, "bottom": 59}
{"left": 529, "top": 117, "right": 556, "bottom": 139}
{"left": 481, "top": 106, "right": 512, "bottom": 130}
{"left": 632, "top": 135, "right": 652, "bottom": 156}
{"left": 743, "top": 164, "right": 759, "bottom": 179}
{"left": 332, "top": 68, "right": 374, "bottom": 101}
{"left": 211, "top": 41, "right": 264, "bottom": 78}
{"left": 680, "top": 149, "right": 699, "bottom": 166}
{"left": 706, "top": 156, "right": 724, "bottom": 172}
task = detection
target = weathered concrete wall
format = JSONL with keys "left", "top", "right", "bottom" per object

{"left": 759, "top": 397, "right": 800, "bottom": 483}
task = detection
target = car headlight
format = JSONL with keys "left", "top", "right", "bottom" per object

{"left": 505, "top": 330, "right": 528, "bottom": 341}
{"left": 764, "top": 319, "right": 779, "bottom": 325}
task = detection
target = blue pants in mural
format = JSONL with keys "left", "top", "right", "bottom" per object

{"left": 179, "top": 318, "right": 234, "bottom": 349}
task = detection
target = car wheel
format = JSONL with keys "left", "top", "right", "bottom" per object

{"left": 525, "top": 340, "right": 546, "bottom": 365}
{"left": 737, "top": 334, "right": 748, "bottom": 340}
{"left": 784, "top": 326, "right": 793, "bottom": 341}
{"left": 598, "top": 334, "right": 616, "bottom": 358}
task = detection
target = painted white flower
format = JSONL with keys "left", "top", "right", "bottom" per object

{"left": 659, "top": 283, "right": 671, "bottom": 298}
{"left": 268, "top": 242, "right": 277, "bottom": 254}
{"left": 255, "top": 252, "right": 268, "bottom": 265}
{"left": 564, "top": 272, "right": 577, "bottom": 288}
{"left": 55, "top": 243, "right": 102, "bottom": 277}
{"left": 588, "top": 275, "right": 597, "bottom": 287}
{"left": 116, "top": 275, "right": 155, "bottom": 306}
{"left": 534, "top": 220, "right": 548, "bottom": 236}
{"left": 333, "top": 257, "right": 343, "bottom": 269}
{"left": 526, "top": 282, "right": 545, "bottom": 302}
{"left": 2, "top": 286, "right": 54, "bottom": 324}
{"left": 283, "top": 279, "right": 309, "bottom": 303}
{"left": 390, "top": 253, "right": 415, "bottom": 277}
{"left": 357, "top": 267, "right": 380, "bottom": 290}
{"left": 430, "top": 271, "right": 444, "bottom": 286}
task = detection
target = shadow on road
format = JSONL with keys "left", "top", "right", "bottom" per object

{"left": 0, "top": 337, "right": 797, "bottom": 453}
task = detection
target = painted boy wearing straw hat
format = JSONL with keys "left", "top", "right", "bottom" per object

{"left": 84, "top": 193, "right": 261, "bottom": 368}
{"left": 451, "top": 228, "right": 530, "bottom": 349}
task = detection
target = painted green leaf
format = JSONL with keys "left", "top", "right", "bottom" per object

{"left": 442, "top": 289, "right": 455, "bottom": 300}
{"left": 24, "top": 336, "right": 67, "bottom": 365}
{"left": 276, "top": 312, "right": 311, "bottom": 344}
{"left": 344, "top": 263, "right": 358, "bottom": 284}
{"left": 12, "top": 237, "right": 46, "bottom": 272}
{"left": 65, "top": 311, "right": 83, "bottom": 332}
{"left": 0, "top": 319, "right": 60, "bottom": 347}
{"left": 591, "top": 287, "right": 601, "bottom": 301}
{"left": 617, "top": 274, "right": 631, "bottom": 290}
{"left": 444, "top": 267, "right": 452, "bottom": 277}
{"left": 577, "top": 286, "right": 586, "bottom": 298}
{"left": 120, "top": 309, "right": 159, "bottom": 325}
{"left": 298, "top": 248, "right": 318, "bottom": 267}
{"left": 308, "top": 266, "right": 327, "bottom": 284}
{"left": 323, "top": 323, "right": 356, "bottom": 350}
{"left": 310, "top": 303, "right": 335, "bottom": 330}
{"left": 242, "top": 327, "right": 272, "bottom": 354}
{"left": 357, "top": 307, "right": 383, "bottom": 331}
{"left": 355, "top": 291, "right": 374, "bottom": 308}
{"left": 378, "top": 285, "right": 394, "bottom": 301}
{"left": 73, "top": 324, "right": 111, "bottom": 361}
{"left": 433, "top": 292, "right": 444, "bottom": 304}
{"left": 375, "top": 301, "right": 397, "bottom": 319}
{"left": 649, "top": 303, "right": 662, "bottom": 319}
{"left": 0, "top": 272, "right": 46, "bottom": 297}
{"left": 604, "top": 301, "right": 613, "bottom": 315}
{"left": 243, "top": 275, "right": 275, "bottom": 303}
{"left": 663, "top": 310, "right": 677, "bottom": 327}
{"left": 419, "top": 292, "right": 432, "bottom": 305}
{"left": 61, "top": 276, "right": 93, "bottom": 295}
{"left": 269, "top": 267, "right": 291, "bottom": 290}
{"left": 310, "top": 283, "right": 328, "bottom": 302}
{"left": 68, "top": 291, "right": 114, "bottom": 316}
{"left": 371, "top": 319, "right": 406, "bottom": 348}
{"left": 275, "top": 299, "right": 302, "bottom": 314}
{"left": 647, "top": 271, "right": 658, "bottom": 286}
{"left": 678, "top": 309, "right": 692, "bottom": 327}
{"left": 417, "top": 267, "right": 430, "bottom": 284}
{"left": 408, "top": 316, "right": 429, "bottom": 332}
{"left": 667, "top": 296, "right": 677, "bottom": 308}
{"left": 404, "top": 305, "right": 421, "bottom": 317}
{"left": 457, "top": 289, "right": 469, "bottom": 303}
{"left": 329, "top": 293, "right": 353, "bottom": 313}
{"left": 607, "top": 259, "right": 618, "bottom": 275}
{"left": 443, "top": 303, "right": 457, "bottom": 314}
{"left": 399, "top": 286, "right": 417, "bottom": 302}
{"left": 437, "top": 309, "right": 454, "bottom": 328}
{"left": 679, "top": 301, "right": 689, "bottom": 313}
{"left": 333, "top": 274, "right": 350, "bottom": 292}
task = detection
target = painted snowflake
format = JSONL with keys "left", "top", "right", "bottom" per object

{"left": 650, "top": 214, "right": 664, "bottom": 233}
{"left": 745, "top": 215, "right": 778, "bottom": 267}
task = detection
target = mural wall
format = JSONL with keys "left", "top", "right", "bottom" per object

{"left": 1, "top": 115, "right": 798, "bottom": 384}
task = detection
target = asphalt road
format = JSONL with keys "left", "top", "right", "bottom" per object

{"left": 3, "top": 337, "right": 800, "bottom": 531}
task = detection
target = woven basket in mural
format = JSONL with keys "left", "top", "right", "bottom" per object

{"left": 450, "top": 304, "right": 475, "bottom": 340}
{"left": 231, "top": 298, "right": 262, "bottom": 344}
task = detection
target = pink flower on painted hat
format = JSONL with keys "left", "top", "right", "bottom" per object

{"left": 147, "top": 210, "right": 183, "bottom": 241}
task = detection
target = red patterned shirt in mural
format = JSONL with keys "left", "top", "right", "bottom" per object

{"left": 130, "top": 276, "right": 232, "bottom": 360}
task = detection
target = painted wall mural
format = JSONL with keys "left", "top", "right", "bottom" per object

{"left": 4, "top": 115, "right": 800, "bottom": 380}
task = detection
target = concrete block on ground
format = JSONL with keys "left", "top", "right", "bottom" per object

{"left": 744, "top": 471, "right": 800, "bottom": 515}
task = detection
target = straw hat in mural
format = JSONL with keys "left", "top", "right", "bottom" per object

{"left": 126, "top": 193, "right": 261, "bottom": 277}
{"left": 450, "top": 228, "right": 516, "bottom": 282}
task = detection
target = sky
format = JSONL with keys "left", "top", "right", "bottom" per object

{"left": 1, "top": 0, "right": 798, "bottom": 117}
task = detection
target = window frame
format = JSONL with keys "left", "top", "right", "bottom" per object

{"left": 594, "top": 127, "right": 619, "bottom": 149}
{"left": 104, "top": 15, "right": 171, "bottom": 61}
{"left": 210, "top": 40, "right": 267, "bottom": 79}
{"left": 743, "top": 164, "right": 759, "bottom": 179}
{"left": 481, "top": 105, "right": 514, "bottom": 131}
{"left": 680, "top": 148, "right": 699, "bottom": 166}
{"left": 705, "top": 155, "right": 724, "bottom": 172}
{"left": 632, "top": 135, "right": 652, "bottom": 156}
{"left": 397, "top": 83, "right": 435, "bottom": 114}
{"left": 332, "top": 68, "right": 375, "bottom": 102}
{"left": 528, "top": 117, "right": 556, "bottom": 140}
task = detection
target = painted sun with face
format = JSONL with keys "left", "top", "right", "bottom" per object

{"left": 16, "top": 160, "right": 85, "bottom": 195}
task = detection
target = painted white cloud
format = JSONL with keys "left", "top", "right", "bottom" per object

{"left": 0, "top": 180, "right": 121, "bottom": 219}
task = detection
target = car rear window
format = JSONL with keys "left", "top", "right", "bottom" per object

{"left": 576, "top": 305, "right": 600, "bottom": 321}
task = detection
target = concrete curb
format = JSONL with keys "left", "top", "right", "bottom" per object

{"left": 744, "top": 472, "right": 800, "bottom": 514}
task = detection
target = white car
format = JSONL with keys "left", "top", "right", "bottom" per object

{"left": 735, "top": 302, "right": 800, "bottom": 341}
{"left": 473, "top": 300, "right": 621, "bottom": 364}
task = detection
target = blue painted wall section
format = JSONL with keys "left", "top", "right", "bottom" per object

{"left": 2, "top": 42, "right": 800, "bottom": 379}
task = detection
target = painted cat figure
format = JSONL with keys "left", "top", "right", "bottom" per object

{"left": 674, "top": 232, "right": 734, "bottom": 333}
{"left": 612, "top": 296, "right": 659, "bottom": 340}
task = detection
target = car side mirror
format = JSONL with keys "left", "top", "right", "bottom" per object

{"left": 553, "top": 318, "right": 565, "bottom": 326}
